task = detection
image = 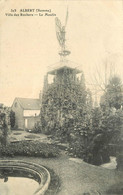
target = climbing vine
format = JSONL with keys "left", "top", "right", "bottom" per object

{"left": 40, "top": 68, "right": 91, "bottom": 142}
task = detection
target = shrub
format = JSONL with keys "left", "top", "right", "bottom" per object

{"left": 10, "top": 110, "right": 15, "bottom": 128}
{"left": 0, "top": 112, "right": 9, "bottom": 146}
{"left": 68, "top": 108, "right": 122, "bottom": 166}
{"left": 0, "top": 140, "right": 60, "bottom": 158}
{"left": 24, "top": 135, "right": 40, "bottom": 139}
{"left": 30, "top": 122, "right": 42, "bottom": 134}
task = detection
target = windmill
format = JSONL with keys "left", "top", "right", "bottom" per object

{"left": 55, "top": 8, "right": 71, "bottom": 58}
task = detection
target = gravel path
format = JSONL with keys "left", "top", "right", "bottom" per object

{"left": 9, "top": 130, "right": 49, "bottom": 142}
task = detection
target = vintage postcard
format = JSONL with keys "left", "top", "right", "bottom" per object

{"left": 0, "top": 0, "right": 123, "bottom": 195}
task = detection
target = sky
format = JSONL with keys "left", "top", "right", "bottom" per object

{"left": 0, "top": 0, "right": 123, "bottom": 106}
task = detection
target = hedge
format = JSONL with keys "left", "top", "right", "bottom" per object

{"left": 0, "top": 140, "right": 60, "bottom": 158}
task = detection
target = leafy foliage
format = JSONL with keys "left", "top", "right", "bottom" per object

{"left": 100, "top": 75, "right": 123, "bottom": 168}
{"left": 0, "top": 141, "right": 60, "bottom": 158}
{"left": 100, "top": 76, "right": 123, "bottom": 109}
{"left": 69, "top": 107, "right": 122, "bottom": 165}
{"left": 10, "top": 110, "right": 15, "bottom": 128}
{"left": 0, "top": 107, "right": 10, "bottom": 146}
{"left": 41, "top": 69, "right": 92, "bottom": 143}
{"left": 41, "top": 69, "right": 123, "bottom": 166}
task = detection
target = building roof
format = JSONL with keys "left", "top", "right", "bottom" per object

{"left": 15, "top": 98, "right": 41, "bottom": 110}
{"left": 47, "top": 60, "right": 82, "bottom": 75}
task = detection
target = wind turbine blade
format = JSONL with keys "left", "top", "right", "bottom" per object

{"left": 65, "top": 7, "right": 69, "bottom": 27}
{"left": 55, "top": 17, "right": 62, "bottom": 30}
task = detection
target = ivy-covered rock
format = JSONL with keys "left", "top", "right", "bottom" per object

{"left": 41, "top": 67, "right": 92, "bottom": 143}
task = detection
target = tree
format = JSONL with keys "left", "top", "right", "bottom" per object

{"left": 10, "top": 110, "right": 15, "bottom": 128}
{"left": 100, "top": 75, "right": 123, "bottom": 169}
{"left": 0, "top": 112, "right": 8, "bottom": 146}
{"left": 41, "top": 68, "right": 89, "bottom": 142}
{"left": 68, "top": 75, "right": 123, "bottom": 165}
{"left": 100, "top": 75, "right": 123, "bottom": 110}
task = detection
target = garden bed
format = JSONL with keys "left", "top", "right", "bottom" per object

{"left": 0, "top": 140, "right": 60, "bottom": 158}
{"left": 13, "top": 132, "right": 22, "bottom": 135}
{"left": 24, "top": 135, "right": 40, "bottom": 139}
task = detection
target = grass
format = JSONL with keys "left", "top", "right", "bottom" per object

{"left": 106, "top": 181, "right": 123, "bottom": 194}
{"left": 44, "top": 167, "right": 61, "bottom": 195}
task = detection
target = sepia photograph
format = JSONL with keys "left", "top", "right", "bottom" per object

{"left": 0, "top": 0, "right": 123, "bottom": 194}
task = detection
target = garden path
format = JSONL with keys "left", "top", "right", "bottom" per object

{"left": 8, "top": 130, "right": 49, "bottom": 143}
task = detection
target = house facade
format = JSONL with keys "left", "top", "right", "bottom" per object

{"left": 11, "top": 98, "right": 41, "bottom": 130}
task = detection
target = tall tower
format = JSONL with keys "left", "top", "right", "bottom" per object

{"left": 41, "top": 12, "right": 88, "bottom": 134}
